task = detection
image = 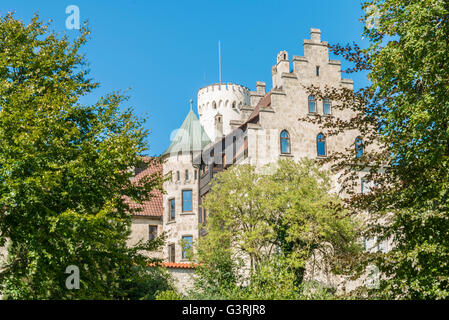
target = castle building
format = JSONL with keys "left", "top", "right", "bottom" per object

{"left": 128, "top": 28, "right": 375, "bottom": 292}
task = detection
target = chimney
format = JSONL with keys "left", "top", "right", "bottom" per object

{"left": 310, "top": 28, "right": 321, "bottom": 43}
{"left": 256, "top": 81, "right": 266, "bottom": 94}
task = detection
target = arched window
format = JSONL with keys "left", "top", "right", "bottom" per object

{"left": 280, "top": 130, "right": 290, "bottom": 154}
{"left": 323, "top": 98, "right": 331, "bottom": 115}
{"left": 212, "top": 101, "right": 217, "bottom": 109}
{"left": 355, "top": 137, "right": 364, "bottom": 158}
{"left": 317, "top": 133, "right": 326, "bottom": 157}
{"left": 232, "top": 101, "right": 236, "bottom": 109}
{"left": 308, "top": 95, "right": 316, "bottom": 113}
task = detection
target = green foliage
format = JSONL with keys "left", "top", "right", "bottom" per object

{"left": 362, "top": 0, "right": 449, "bottom": 299}
{"left": 189, "top": 159, "right": 360, "bottom": 300}
{"left": 155, "top": 289, "right": 183, "bottom": 300}
{"left": 0, "top": 13, "right": 167, "bottom": 299}
{"left": 120, "top": 264, "right": 175, "bottom": 300}
{"left": 305, "top": 0, "right": 449, "bottom": 299}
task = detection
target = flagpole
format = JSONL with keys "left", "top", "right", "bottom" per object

{"left": 218, "top": 40, "right": 221, "bottom": 88}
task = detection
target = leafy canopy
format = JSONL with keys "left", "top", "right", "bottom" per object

{"left": 0, "top": 13, "right": 166, "bottom": 299}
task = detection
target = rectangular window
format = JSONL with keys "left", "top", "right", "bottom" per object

{"left": 361, "top": 179, "right": 370, "bottom": 194}
{"left": 316, "top": 66, "right": 320, "bottom": 76}
{"left": 194, "top": 170, "right": 198, "bottom": 180}
{"left": 182, "top": 190, "right": 193, "bottom": 212}
{"left": 182, "top": 236, "right": 193, "bottom": 259}
{"left": 176, "top": 171, "right": 180, "bottom": 181}
{"left": 168, "top": 244, "right": 175, "bottom": 262}
{"left": 185, "top": 169, "right": 189, "bottom": 181}
{"left": 148, "top": 225, "right": 157, "bottom": 241}
{"left": 169, "top": 198, "right": 175, "bottom": 220}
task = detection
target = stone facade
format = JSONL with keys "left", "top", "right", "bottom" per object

{"left": 129, "top": 27, "right": 379, "bottom": 294}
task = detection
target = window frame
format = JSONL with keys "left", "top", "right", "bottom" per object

{"left": 182, "top": 189, "right": 193, "bottom": 213}
{"left": 355, "top": 137, "right": 364, "bottom": 158}
{"left": 148, "top": 225, "right": 158, "bottom": 241}
{"left": 168, "top": 243, "right": 176, "bottom": 262}
{"left": 280, "top": 130, "right": 291, "bottom": 154}
{"left": 323, "top": 98, "right": 332, "bottom": 115}
{"left": 181, "top": 235, "right": 193, "bottom": 260}
{"left": 316, "top": 133, "right": 327, "bottom": 157}
{"left": 168, "top": 198, "right": 176, "bottom": 221}
{"left": 308, "top": 95, "right": 317, "bottom": 113}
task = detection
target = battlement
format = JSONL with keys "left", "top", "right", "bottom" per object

{"left": 198, "top": 83, "right": 250, "bottom": 96}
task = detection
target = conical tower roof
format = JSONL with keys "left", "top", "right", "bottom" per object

{"left": 162, "top": 107, "right": 212, "bottom": 157}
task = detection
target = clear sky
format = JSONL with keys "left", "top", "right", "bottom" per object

{"left": 1, "top": 1, "right": 368, "bottom": 156}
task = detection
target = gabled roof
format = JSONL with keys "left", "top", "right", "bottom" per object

{"left": 124, "top": 158, "right": 163, "bottom": 217}
{"left": 246, "top": 91, "right": 272, "bottom": 124}
{"left": 162, "top": 108, "right": 211, "bottom": 157}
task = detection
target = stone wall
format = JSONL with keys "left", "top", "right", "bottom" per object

{"left": 162, "top": 153, "right": 200, "bottom": 263}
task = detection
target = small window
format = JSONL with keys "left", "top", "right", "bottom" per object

{"left": 168, "top": 244, "right": 175, "bottom": 262}
{"left": 194, "top": 170, "right": 198, "bottom": 180}
{"left": 149, "top": 225, "right": 157, "bottom": 241}
{"left": 199, "top": 206, "right": 207, "bottom": 225}
{"left": 185, "top": 169, "right": 189, "bottom": 181}
{"left": 169, "top": 199, "right": 175, "bottom": 221}
{"left": 308, "top": 95, "right": 316, "bottom": 113}
{"left": 212, "top": 101, "right": 217, "bottom": 109}
{"left": 316, "top": 66, "right": 320, "bottom": 76}
{"left": 355, "top": 137, "right": 364, "bottom": 158}
{"left": 176, "top": 171, "right": 180, "bottom": 181}
{"left": 182, "top": 236, "right": 193, "bottom": 259}
{"left": 280, "top": 130, "right": 290, "bottom": 154}
{"left": 233, "top": 136, "right": 237, "bottom": 164}
{"left": 323, "top": 98, "right": 331, "bottom": 115}
{"left": 317, "top": 133, "right": 326, "bottom": 157}
{"left": 182, "top": 190, "right": 193, "bottom": 212}
{"left": 361, "top": 179, "right": 370, "bottom": 194}
{"left": 232, "top": 101, "right": 236, "bottom": 109}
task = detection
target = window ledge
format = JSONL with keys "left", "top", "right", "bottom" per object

{"left": 280, "top": 153, "right": 294, "bottom": 158}
{"left": 316, "top": 156, "right": 328, "bottom": 160}
{"left": 167, "top": 220, "right": 176, "bottom": 225}
{"left": 181, "top": 212, "right": 195, "bottom": 216}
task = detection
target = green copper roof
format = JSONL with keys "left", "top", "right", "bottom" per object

{"left": 162, "top": 108, "right": 212, "bottom": 157}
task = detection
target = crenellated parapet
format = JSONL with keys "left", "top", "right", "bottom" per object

{"left": 197, "top": 83, "right": 251, "bottom": 142}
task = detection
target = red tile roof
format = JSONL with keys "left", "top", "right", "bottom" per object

{"left": 148, "top": 262, "right": 200, "bottom": 269}
{"left": 162, "top": 262, "right": 199, "bottom": 269}
{"left": 124, "top": 158, "right": 163, "bottom": 217}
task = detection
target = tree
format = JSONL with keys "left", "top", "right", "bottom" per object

{"left": 0, "top": 13, "right": 167, "bottom": 299}
{"left": 301, "top": 0, "right": 449, "bottom": 299}
{"left": 189, "top": 159, "right": 360, "bottom": 299}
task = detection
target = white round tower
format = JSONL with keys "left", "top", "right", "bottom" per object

{"left": 197, "top": 83, "right": 250, "bottom": 142}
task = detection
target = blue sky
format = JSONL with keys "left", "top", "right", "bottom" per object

{"left": 1, "top": 1, "right": 368, "bottom": 155}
